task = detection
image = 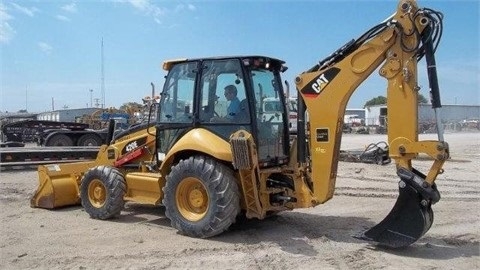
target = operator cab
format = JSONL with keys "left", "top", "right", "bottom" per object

{"left": 156, "top": 56, "right": 290, "bottom": 167}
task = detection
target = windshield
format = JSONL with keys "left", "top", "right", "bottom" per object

{"left": 157, "top": 62, "right": 196, "bottom": 123}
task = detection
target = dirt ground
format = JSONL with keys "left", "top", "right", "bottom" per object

{"left": 1, "top": 132, "right": 479, "bottom": 269}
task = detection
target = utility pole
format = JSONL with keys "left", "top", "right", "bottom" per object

{"left": 101, "top": 38, "right": 105, "bottom": 109}
{"left": 89, "top": 89, "right": 93, "bottom": 107}
{"left": 25, "top": 85, "right": 28, "bottom": 112}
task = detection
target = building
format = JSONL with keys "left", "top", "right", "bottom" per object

{"left": 345, "top": 108, "right": 367, "bottom": 120}
{"left": 0, "top": 112, "right": 38, "bottom": 128}
{"left": 365, "top": 104, "right": 480, "bottom": 128}
{"left": 344, "top": 108, "right": 367, "bottom": 125}
{"left": 37, "top": 108, "right": 99, "bottom": 122}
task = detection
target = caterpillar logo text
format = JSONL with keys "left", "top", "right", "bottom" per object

{"left": 312, "top": 74, "right": 329, "bottom": 93}
{"left": 301, "top": 67, "right": 341, "bottom": 98}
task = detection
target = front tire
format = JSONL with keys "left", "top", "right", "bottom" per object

{"left": 162, "top": 156, "right": 240, "bottom": 238}
{"left": 80, "top": 166, "right": 126, "bottom": 220}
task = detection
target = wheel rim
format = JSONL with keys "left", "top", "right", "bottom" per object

{"left": 176, "top": 177, "right": 209, "bottom": 221}
{"left": 88, "top": 179, "right": 106, "bottom": 208}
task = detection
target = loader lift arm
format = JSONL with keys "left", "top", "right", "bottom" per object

{"left": 295, "top": 0, "right": 448, "bottom": 247}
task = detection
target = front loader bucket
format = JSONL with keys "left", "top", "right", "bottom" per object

{"left": 31, "top": 162, "right": 95, "bottom": 209}
{"left": 357, "top": 168, "right": 440, "bottom": 248}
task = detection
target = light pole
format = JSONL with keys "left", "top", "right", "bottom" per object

{"left": 89, "top": 89, "right": 93, "bottom": 108}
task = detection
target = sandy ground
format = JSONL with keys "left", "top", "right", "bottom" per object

{"left": 1, "top": 132, "right": 479, "bottom": 269}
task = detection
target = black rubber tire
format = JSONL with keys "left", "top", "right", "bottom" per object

{"left": 80, "top": 166, "right": 126, "bottom": 220}
{"left": 162, "top": 156, "right": 240, "bottom": 238}
{"left": 45, "top": 134, "right": 73, "bottom": 146}
{"left": 77, "top": 133, "right": 103, "bottom": 146}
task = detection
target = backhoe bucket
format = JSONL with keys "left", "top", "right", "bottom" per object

{"left": 357, "top": 168, "right": 440, "bottom": 248}
{"left": 31, "top": 162, "right": 95, "bottom": 209}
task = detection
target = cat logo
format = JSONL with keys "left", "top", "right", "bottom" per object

{"left": 312, "top": 73, "right": 329, "bottom": 93}
{"left": 301, "top": 67, "right": 340, "bottom": 98}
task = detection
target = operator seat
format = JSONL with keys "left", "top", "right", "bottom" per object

{"left": 235, "top": 99, "right": 250, "bottom": 122}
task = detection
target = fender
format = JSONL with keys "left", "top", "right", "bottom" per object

{"left": 162, "top": 128, "right": 232, "bottom": 166}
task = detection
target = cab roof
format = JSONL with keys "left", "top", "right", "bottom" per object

{"left": 162, "top": 55, "right": 286, "bottom": 71}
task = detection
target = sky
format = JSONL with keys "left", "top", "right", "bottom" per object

{"left": 1, "top": 0, "right": 479, "bottom": 113}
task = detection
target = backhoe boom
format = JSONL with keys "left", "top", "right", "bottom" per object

{"left": 295, "top": 0, "right": 448, "bottom": 247}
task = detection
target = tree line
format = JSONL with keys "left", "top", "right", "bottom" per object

{"left": 363, "top": 94, "right": 429, "bottom": 108}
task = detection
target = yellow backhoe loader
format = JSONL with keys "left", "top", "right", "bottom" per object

{"left": 31, "top": 0, "right": 448, "bottom": 248}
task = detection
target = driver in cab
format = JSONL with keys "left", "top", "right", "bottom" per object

{"left": 211, "top": 85, "right": 240, "bottom": 122}
{"left": 224, "top": 85, "right": 240, "bottom": 120}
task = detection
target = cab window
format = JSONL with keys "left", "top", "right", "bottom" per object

{"left": 251, "top": 69, "right": 287, "bottom": 161}
{"left": 158, "top": 62, "right": 196, "bottom": 123}
{"left": 199, "top": 59, "right": 249, "bottom": 123}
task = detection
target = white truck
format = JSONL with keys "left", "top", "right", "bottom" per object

{"left": 262, "top": 97, "right": 297, "bottom": 134}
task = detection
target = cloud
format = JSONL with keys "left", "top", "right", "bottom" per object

{"left": 56, "top": 15, "right": 70, "bottom": 22}
{"left": 123, "top": 0, "right": 166, "bottom": 25}
{"left": 11, "top": 3, "right": 39, "bottom": 17}
{"left": 129, "top": 0, "right": 166, "bottom": 16}
{"left": 128, "top": 0, "right": 149, "bottom": 11}
{"left": 62, "top": 3, "right": 77, "bottom": 13}
{"left": 119, "top": 0, "right": 196, "bottom": 24}
{"left": 174, "top": 4, "right": 196, "bottom": 13}
{"left": 38, "top": 42, "right": 53, "bottom": 54}
{"left": 0, "top": 3, "right": 15, "bottom": 44}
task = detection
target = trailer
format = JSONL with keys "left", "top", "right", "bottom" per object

{"left": 0, "top": 146, "right": 99, "bottom": 170}
{"left": 1, "top": 120, "right": 87, "bottom": 143}
{"left": 37, "top": 128, "right": 109, "bottom": 147}
{"left": 1, "top": 119, "right": 127, "bottom": 147}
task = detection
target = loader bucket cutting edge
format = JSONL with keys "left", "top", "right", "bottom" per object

{"left": 356, "top": 184, "right": 434, "bottom": 248}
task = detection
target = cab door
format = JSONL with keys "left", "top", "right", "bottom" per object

{"left": 156, "top": 61, "right": 198, "bottom": 160}
{"left": 198, "top": 59, "right": 252, "bottom": 139}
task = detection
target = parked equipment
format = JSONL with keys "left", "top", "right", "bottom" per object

{"left": 1, "top": 120, "right": 89, "bottom": 144}
{"left": 37, "top": 117, "right": 129, "bottom": 147}
{"left": 31, "top": 0, "right": 448, "bottom": 248}
{"left": 1, "top": 119, "right": 113, "bottom": 147}
{"left": 1, "top": 101, "right": 147, "bottom": 147}
{"left": 339, "top": 141, "right": 391, "bottom": 165}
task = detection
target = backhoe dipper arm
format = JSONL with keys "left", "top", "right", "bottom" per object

{"left": 295, "top": 0, "right": 447, "bottom": 248}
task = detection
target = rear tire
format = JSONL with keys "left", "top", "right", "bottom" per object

{"left": 45, "top": 134, "right": 73, "bottom": 146}
{"left": 80, "top": 166, "right": 126, "bottom": 220}
{"left": 78, "top": 133, "right": 103, "bottom": 146}
{"left": 162, "top": 156, "right": 240, "bottom": 238}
